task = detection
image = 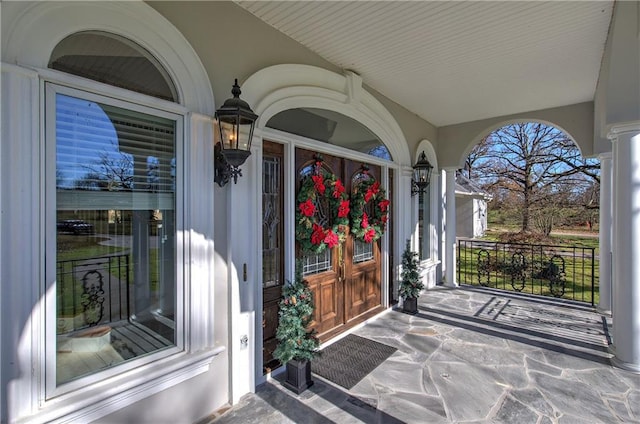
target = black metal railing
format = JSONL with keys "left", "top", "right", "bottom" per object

{"left": 56, "top": 254, "right": 131, "bottom": 333}
{"left": 457, "top": 240, "right": 597, "bottom": 305}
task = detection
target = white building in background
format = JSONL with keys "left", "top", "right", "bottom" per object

{"left": 456, "top": 173, "right": 492, "bottom": 239}
{"left": 1, "top": 1, "right": 638, "bottom": 423}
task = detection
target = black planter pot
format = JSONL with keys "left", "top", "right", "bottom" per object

{"left": 283, "top": 359, "right": 314, "bottom": 394}
{"left": 402, "top": 297, "right": 418, "bottom": 314}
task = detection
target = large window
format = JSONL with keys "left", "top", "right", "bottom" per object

{"left": 47, "top": 84, "right": 182, "bottom": 392}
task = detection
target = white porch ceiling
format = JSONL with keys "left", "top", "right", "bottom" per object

{"left": 236, "top": 1, "right": 614, "bottom": 127}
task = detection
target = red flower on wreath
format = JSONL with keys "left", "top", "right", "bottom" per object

{"left": 364, "top": 181, "right": 381, "bottom": 202}
{"left": 361, "top": 212, "right": 369, "bottom": 229}
{"left": 324, "top": 230, "right": 339, "bottom": 248}
{"left": 311, "top": 223, "right": 326, "bottom": 245}
{"left": 364, "top": 228, "right": 376, "bottom": 243}
{"left": 338, "top": 200, "right": 350, "bottom": 218}
{"left": 364, "top": 190, "right": 374, "bottom": 202}
{"left": 299, "top": 199, "right": 315, "bottom": 217}
{"left": 333, "top": 180, "right": 345, "bottom": 198}
{"left": 349, "top": 177, "right": 389, "bottom": 244}
{"left": 312, "top": 175, "right": 326, "bottom": 194}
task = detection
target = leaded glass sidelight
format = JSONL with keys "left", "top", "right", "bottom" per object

{"left": 263, "top": 155, "right": 283, "bottom": 288}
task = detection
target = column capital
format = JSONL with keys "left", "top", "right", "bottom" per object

{"left": 607, "top": 121, "right": 640, "bottom": 140}
{"left": 400, "top": 165, "right": 414, "bottom": 178}
{"left": 597, "top": 151, "right": 612, "bottom": 161}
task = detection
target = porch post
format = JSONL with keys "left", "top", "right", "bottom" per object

{"left": 597, "top": 152, "right": 612, "bottom": 315}
{"left": 609, "top": 122, "right": 640, "bottom": 373}
{"left": 444, "top": 168, "right": 457, "bottom": 287}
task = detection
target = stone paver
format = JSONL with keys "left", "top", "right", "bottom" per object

{"left": 204, "top": 287, "right": 640, "bottom": 424}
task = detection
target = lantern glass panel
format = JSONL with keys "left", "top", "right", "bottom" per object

{"left": 237, "top": 122, "right": 253, "bottom": 151}
{"left": 219, "top": 120, "right": 238, "bottom": 150}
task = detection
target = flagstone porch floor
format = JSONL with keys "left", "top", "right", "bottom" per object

{"left": 204, "top": 287, "right": 640, "bottom": 423}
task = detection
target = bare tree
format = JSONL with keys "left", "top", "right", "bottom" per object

{"left": 468, "top": 122, "right": 600, "bottom": 233}
{"left": 463, "top": 135, "right": 492, "bottom": 180}
{"left": 76, "top": 149, "right": 133, "bottom": 191}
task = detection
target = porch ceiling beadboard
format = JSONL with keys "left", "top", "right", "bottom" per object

{"left": 235, "top": 1, "right": 614, "bottom": 127}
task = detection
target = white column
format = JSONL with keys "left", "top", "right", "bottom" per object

{"left": 597, "top": 153, "right": 613, "bottom": 316}
{"left": 444, "top": 168, "right": 457, "bottom": 286}
{"left": 609, "top": 122, "right": 640, "bottom": 373}
{"left": 2, "top": 64, "right": 42, "bottom": 421}
{"left": 228, "top": 137, "right": 260, "bottom": 402}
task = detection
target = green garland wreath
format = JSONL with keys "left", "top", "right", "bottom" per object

{"left": 295, "top": 166, "right": 350, "bottom": 255}
{"left": 350, "top": 177, "right": 390, "bottom": 243}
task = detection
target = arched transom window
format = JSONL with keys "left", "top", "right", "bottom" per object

{"left": 49, "top": 31, "right": 178, "bottom": 102}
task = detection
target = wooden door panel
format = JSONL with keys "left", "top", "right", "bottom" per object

{"left": 344, "top": 160, "right": 382, "bottom": 322}
{"left": 295, "top": 148, "right": 343, "bottom": 340}
{"left": 263, "top": 300, "right": 279, "bottom": 339}
{"left": 303, "top": 265, "right": 342, "bottom": 336}
{"left": 262, "top": 299, "right": 279, "bottom": 370}
{"left": 306, "top": 280, "right": 320, "bottom": 329}
{"left": 346, "top": 270, "right": 367, "bottom": 320}
{"left": 295, "top": 148, "right": 382, "bottom": 341}
{"left": 364, "top": 266, "right": 380, "bottom": 310}
{"left": 319, "top": 281, "right": 339, "bottom": 330}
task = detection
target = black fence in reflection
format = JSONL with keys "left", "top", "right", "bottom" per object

{"left": 458, "top": 240, "right": 597, "bottom": 305}
{"left": 56, "top": 254, "right": 131, "bottom": 333}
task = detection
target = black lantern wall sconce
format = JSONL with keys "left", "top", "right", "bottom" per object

{"left": 214, "top": 79, "right": 258, "bottom": 187}
{"left": 411, "top": 151, "right": 433, "bottom": 196}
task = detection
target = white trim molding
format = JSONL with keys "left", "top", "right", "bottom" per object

{"left": 1, "top": 1, "right": 215, "bottom": 115}
{"left": 607, "top": 121, "right": 640, "bottom": 139}
{"left": 414, "top": 140, "right": 440, "bottom": 289}
{"left": 241, "top": 64, "right": 411, "bottom": 167}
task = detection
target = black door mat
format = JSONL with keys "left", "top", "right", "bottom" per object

{"left": 311, "top": 334, "right": 397, "bottom": 389}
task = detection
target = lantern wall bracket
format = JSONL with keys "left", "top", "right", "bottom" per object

{"left": 214, "top": 143, "right": 250, "bottom": 187}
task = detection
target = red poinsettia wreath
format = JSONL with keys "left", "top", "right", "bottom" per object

{"left": 296, "top": 165, "right": 350, "bottom": 255}
{"left": 350, "top": 177, "right": 390, "bottom": 243}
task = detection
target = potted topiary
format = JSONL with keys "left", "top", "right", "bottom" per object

{"left": 273, "top": 264, "right": 319, "bottom": 394}
{"left": 399, "top": 239, "right": 424, "bottom": 314}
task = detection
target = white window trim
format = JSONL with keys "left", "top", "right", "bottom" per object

{"left": 2, "top": 66, "right": 223, "bottom": 423}
{"left": 44, "top": 82, "right": 187, "bottom": 398}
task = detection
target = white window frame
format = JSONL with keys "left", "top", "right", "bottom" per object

{"left": 44, "top": 82, "right": 186, "bottom": 398}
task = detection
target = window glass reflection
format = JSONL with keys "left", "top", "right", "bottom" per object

{"left": 55, "top": 93, "right": 177, "bottom": 385}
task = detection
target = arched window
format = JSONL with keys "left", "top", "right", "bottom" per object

{"left": 47, "top": 32, "right": 182, "bottom": 393}
{"left": 267, "top": 108, "right": 392, "bottom": 161}
{"left": 49, "top": 31, "right": 178, "bottom": 102}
